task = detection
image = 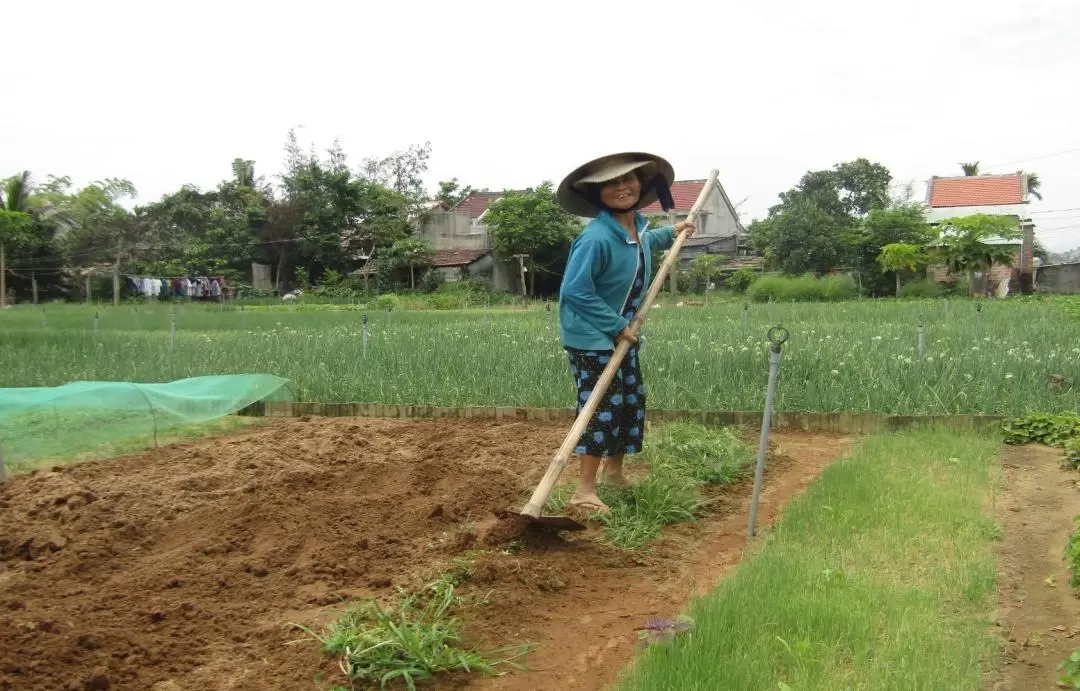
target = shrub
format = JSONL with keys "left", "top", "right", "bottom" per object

{"left": 747, "top": 273, "right": 858, "bottom": 303}
{"left": 726, "top": 266, "right": 758, "bottom": 294}
{"left": 899, "top": 278, "right": 945, "bottom": 299}
{"left": 373, "top": 294, "right": 400, "bottom": 311}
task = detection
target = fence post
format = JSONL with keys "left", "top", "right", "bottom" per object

{"left": 546, "top": 302, "right": 552, "bottom": 332}
{"left": 743, "top": 302, "right": 749, "bottom": 338}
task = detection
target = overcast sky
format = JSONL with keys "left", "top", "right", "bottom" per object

{"left": 5, "top": 0, "right": 1079, "bottom": 251}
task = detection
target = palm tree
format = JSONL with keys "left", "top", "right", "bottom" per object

{"left": 960, "top": 162, "right": 980, "bottom": 176}
{"left": 0, "top": 172, "right": 33, "bottom": 307}
{"left": 1022, "top": 171, "right": 1043, "bottom": 201}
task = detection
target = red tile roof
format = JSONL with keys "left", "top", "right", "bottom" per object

{"left": 640, "top": 180, "right": 708, "bottom": 212}
{"left": 449, "top": 192, "right": 507, "bottom": 219}
{"left": 432, "top": 249, "right": 489, "bottom": 267}
{"left": 928, "top": 174, "right": 1025, "bottom": 208}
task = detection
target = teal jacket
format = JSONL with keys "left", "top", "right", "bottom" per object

{"left": 558, "top": 210, "right": 676, "bottom": 351}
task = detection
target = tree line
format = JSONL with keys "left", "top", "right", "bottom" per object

{"left": 746, "top": 158, "right": 1047, "bottom": 296}
{"left": 1, "top": 145, "right": 1058, "bottom": 306}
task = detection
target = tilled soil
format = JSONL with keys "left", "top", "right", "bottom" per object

{"left": 0, "top": 417, "right": 847, "bottom": 691}
{"left": 993, "top": 444, "right": 1080, "bottom": 691}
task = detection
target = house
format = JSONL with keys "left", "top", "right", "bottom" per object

{"left": 639, "top": 178, "right": 748, "bottom": 270}
{"left": 414, "top": 175, "right": 748, "bottom": 292}
{"left": 417, "top": 190, "right": 528, "bottom": 291}
{"left": 923, "top": 172, "right": 1036, "bottom": 294}
{"left": 430, "top": 248, "right": 494, "bottom": 282}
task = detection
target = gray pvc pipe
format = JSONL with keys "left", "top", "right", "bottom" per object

{"left": 748, "top": 329, "right": 787, "bottom": 537}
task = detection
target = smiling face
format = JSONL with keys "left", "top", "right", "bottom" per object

{"left": 597, "top": 172, "right": 642, "bottom": 212}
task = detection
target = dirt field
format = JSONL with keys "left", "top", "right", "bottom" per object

{"left": 0, "top": 417, "right": 848, "bottom": 691}
{"left": 993, "top": 444, "right": 1080, "bottom": 691}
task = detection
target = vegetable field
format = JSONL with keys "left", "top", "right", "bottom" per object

{"left": 3, "top": 297, "right": 1080, "bottom": 690}
{"left": 2, "top": 297, "right": 1078, "bottom": 415}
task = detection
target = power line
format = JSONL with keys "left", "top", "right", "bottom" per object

{"left": 1030, "top": 207, "right": 1080, "bottom": 214}
{"left": 982, "top": 146, "right": 1080, "bottom": 170}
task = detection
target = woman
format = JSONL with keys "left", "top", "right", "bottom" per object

{"left": 555, "top": 152, "right": 695, "bottom": 512}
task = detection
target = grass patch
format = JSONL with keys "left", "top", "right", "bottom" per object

{"left": 617, "top": 425, "right": 1002, "bottom": 690}
{"left": 292, "top": 577, "right": 531, "bottom": 691}
{"left": 545, "top": 423, "right": 755, "bottom": 549}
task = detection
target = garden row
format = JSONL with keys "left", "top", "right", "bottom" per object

{"left": 2, "top": 298, "right": 1078, "bottom": 416}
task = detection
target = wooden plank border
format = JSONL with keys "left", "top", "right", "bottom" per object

{"left": 237, "top": 401, "right": 1005, "bottom": 435}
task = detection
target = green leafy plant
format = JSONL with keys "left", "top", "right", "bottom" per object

{"left": 1067, "top": 515, "right": 1080, "bottom": 590}
{"left": 290, "top": 579, "right": 530, "bottom": 690}
{"left": 1059, "top": 648, "right": 1080, "bottom": 689}
{"left": 726, "top": 266, "right": 758, "bottom": 294}
{"left": 1001, "top": 413, "right": 1080, "bottom": 447}
{"left": 1067, "top": 438, "right": 1080, "bottom": 469}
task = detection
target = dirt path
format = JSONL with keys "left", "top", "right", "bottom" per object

{"left": 0, "top": 418, "right": 848, "bottom": 691}
{"left": 469, "top": 431, "right": 849, "bottom": 691}
{"left": 993, "top": 444, "right": 1080, "bottom": 691}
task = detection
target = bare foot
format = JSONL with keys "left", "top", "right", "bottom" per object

{"left": 602, "top": 472, "right": 630, "bottom": 489}
{"left": 569, "top": 492, "right": 610, "bottom": 513}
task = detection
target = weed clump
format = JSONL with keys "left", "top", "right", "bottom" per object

{"left": 291, "top": 578, "right": 530, "bottom": 690}
{"left": 545, "top": 422, "right": 755, "bottom": 549}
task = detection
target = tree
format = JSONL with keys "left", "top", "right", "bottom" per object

{"left": 482, "top": 182, "right": 582, "bottom": 295}
{"left": 0, "top": 211, "right": 30, "bottom": 307}
{"left": 360, "top": 141, "right": 433, "bottom": 218}
{"left": 931, "top": 213, "right": 1022, "bottom": 295}
{"left": 687, "top": 254, "right": 726, "bottom": 293}
{"left": 752, "top": 158, "right": 894, "bottom": 277}
{"left": 960, "top": 162, "right": 980, "bottom": 176}
{"left": 845, "top": 203, "right": 933, "bottom": 295}
{"left": 749, "top": 197, "right": 848, "bottom": 275}
{"left": 876, "top": 243, "right": 922, "bottom": 297}
{"left": 1022, "top": 171, "right": 1042, "bottom": 201}
{"left": 387, "top": 238, "right": 434, "bottom": 289}
{"left": 257, "top": 196, "right": 303, "bottom": 292}
{"left": 436, "top": 178, "right": 473, "bottom": 210}
{"left": 0, "top": 172, "right": 35, "bottom": 306}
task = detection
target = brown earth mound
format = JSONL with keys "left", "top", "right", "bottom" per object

{"left": 0, "top": 417, "right": 846, "bottom": 691}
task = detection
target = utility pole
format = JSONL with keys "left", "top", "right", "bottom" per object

{"left": 513, "top": 253, "right": 528, "bottom": 297}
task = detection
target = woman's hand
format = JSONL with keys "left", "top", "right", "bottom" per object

{"left": 616, "top": 326, "right": 639, "bottom": 345}
{"left": 674, "top": 219, "right": 696, "bottom": 237}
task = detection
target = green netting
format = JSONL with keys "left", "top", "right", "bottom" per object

{"left": 0, "top": 374, "right": 292, "bottom": 471}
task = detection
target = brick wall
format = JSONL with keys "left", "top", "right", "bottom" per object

{"left": 927, "top": 248, "right": 1021, "bottom": 294}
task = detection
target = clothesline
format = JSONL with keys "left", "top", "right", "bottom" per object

{"left": 124, "top": 275, "right": 232, "bottom": 300}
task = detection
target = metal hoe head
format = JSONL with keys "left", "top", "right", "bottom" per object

{"left": 518, "top": 510, "right": 588, "bottom": 532}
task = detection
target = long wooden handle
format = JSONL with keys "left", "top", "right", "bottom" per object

{"left": 521, "top": 169, "right": 721, "bottom": 518}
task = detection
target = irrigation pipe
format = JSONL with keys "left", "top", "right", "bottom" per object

{"left": 748, "top": 325, "right": 790, "bottom": 538}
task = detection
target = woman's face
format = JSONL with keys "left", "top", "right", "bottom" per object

{"left": 598, "top": 173, "right": 642, "bottom": 211}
